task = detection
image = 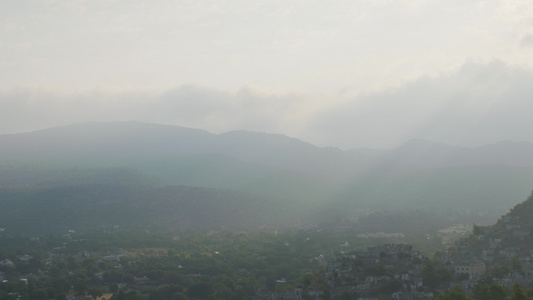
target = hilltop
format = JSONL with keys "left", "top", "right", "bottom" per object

{"left": 2, "top": 121, "right": 533, "bottom": 231}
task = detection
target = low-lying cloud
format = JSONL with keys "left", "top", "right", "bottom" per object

{"left": 2, "top": 61, "right": 533, "bottom": 149}
{"left": 309, "top": 60, "right": 533, "bottom": 148}
{"left": 520, "top": 34, "right": 533, "bottom": 48}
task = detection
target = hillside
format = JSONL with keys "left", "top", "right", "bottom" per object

{"left": 2, "top": 122, "right": 533, "bottom": 218}
{"left": 0, "top": 184, "right": 309, "bottom": 235}
{"left": 451, "top": 191, "right": 533, "bottom": 267}
{"left": 0, "top": 164, "right": 159, "bottom": 188}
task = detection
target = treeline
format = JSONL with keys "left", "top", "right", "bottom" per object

{"left": 0, "top": 165, "right": 158, "bottom": 188}
{"left": 0, "top": 182, "right": 497, "bottom": 237}
{"left": 0, "top": 184, "right": 299, "bottom": 235}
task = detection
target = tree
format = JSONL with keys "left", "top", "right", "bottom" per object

{"left": 438, "top": 286, "right": 468, "bottom": 300}
{"left": 511, "top": 257, "right": 524, "bottom": 275}
{"left": 340, "top": 291, "right": 355, "bottom": 300}
{"left": 512, "top": 283, "right": 526, "bottom": 300}
{"left": 171, "top": 293, "right": 189, "bottom": 300}
{"left": 88, "top": 287, "right": 104, "bottom": 300}
{"left": 186, "top": 282, "right": 213, "bottom": 299}
{"left": 422, "top": 259, "right": 450, "bottom": 290}
{"left": 113, "top": 291, "right": 147, "bottom": 300}
{"left": 487, "top": 283, "right": 509, "bottom": 300}
{"left": 472, "top": 282, "right": 509, "bottom": 300}
{"left": 74, "top": 281, "right": 88, "bottom": 296}
{"left": 490, "top": 265, "right": 509, "bottom": 279}
{"left": 472, "top": 223, "right": 483, "bottom": 237}
{"left": 380, "top": 279, "right": 402, "bottom": 294}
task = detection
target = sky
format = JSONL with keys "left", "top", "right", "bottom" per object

{"left": 1, "top": 0, "right": 533, "bottom": 149}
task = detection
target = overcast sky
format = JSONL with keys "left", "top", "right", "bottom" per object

{"left": 1, "top": 0, "right": 533, "bottom": 149}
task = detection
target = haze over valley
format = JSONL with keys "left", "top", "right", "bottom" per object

{"left": 3, "top": 1, "right": 533, "bottom": 299}
{"left": 1, "top": 121, "right": 533, "bottom": 235}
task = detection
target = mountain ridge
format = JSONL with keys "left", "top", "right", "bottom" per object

{"left": 2, "top": 121, "right": 533, "bottom": 216}
{"left": 3, "top": 121, "right": 533, "bottom": 157}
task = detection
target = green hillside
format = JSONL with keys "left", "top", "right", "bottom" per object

{"left": 0, "top": 184, "right": 307, "bottom": 236}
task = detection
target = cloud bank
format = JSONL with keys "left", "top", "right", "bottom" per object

{"left": 1, "top": 61, "right": 533, "bottom": 149}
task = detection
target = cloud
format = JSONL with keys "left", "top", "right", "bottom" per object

{"left": 307, "top": 60, "right": 533, "bottom": 148}
{"left": 0, "top": 84, "right": 320, "bottom": 138}
{"left": 151, "top": 85, "right": 319, "bottom": 135}
{"left": 520, "top": 34, "right": 533, "bottom": 47}
{"left": 1, "top": 61, "right": 533, "bottom": 149}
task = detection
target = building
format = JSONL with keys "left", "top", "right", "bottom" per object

{"left": 455, "top": 260, "right": 486, "bottom": 279}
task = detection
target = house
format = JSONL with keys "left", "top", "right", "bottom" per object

{"left": 133, "top": 276, "right": 149, "bottom": 285}
{"left": 0, "top": 259, "right": 14, "bottom": 267}
{"left": 102, "top": 255, "right": 121, "bottom": 262}
{"left": 17, "top": 255, "right": 32, "bottom": 262}
{"left": 455, "top": 260, "right": 486, "bottom": 279}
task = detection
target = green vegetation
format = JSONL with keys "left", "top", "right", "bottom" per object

{"left": 2, "top": 122, "right": 533, "bottom": 219}
{"left": 5, "top": 124, "right": 533, "bottom": 299}
{"left": 0, "top": 228, "right": 446, "bottom": 300}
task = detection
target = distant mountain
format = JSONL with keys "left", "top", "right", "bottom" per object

{"left": 0, "top": 164, "right": 159, "bottom": 188}
{"left": 0, "top": 122, "right": 331, "bottom": 169}
{"left": 2, "top": 121, "right": 533, "bottom": 217}
{"left": 4, "top": 122, "right": 533, "bottom": 170}
{"left": 383, "top": 139, "right": 533, "bottom": 169}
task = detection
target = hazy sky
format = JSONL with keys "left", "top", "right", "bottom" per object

{"left": 1, "top": 0, "right": 533, "bottom": 149}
